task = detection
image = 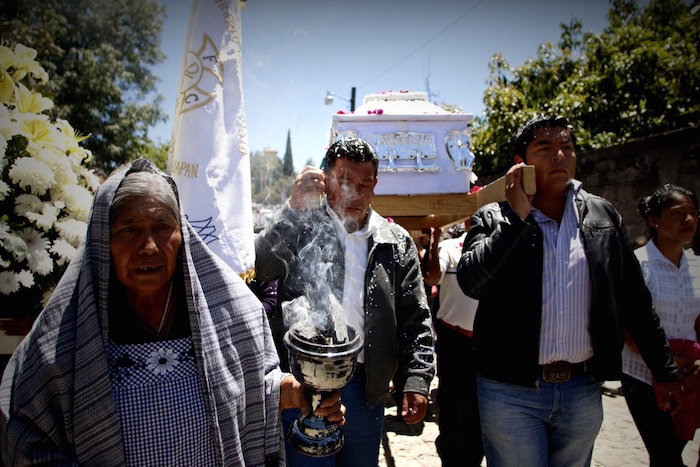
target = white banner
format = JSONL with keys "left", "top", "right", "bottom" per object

{"left": 168, "top": 0, "right": 254, "bottom": 277}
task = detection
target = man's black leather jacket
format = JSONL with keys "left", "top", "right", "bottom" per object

{"left": 456, "top": 188, "right": 681, "bottom": 387}
{"left": 255, "top": 204, "right": 435, "bottom": 406}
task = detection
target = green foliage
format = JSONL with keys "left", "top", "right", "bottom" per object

{"left": 472, "top": 0, "right": 699, "bottom": 177}
{"left": 250, "top": 150, "right": 295, "bottom": 205}
{"left": 141, "top": 139, "right": 169, "bottom": 172}
{"left": 0, "top": 0, "right": 167, "bottom": 172}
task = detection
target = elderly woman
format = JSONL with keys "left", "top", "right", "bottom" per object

{"left": 0, "top": 159, "right": 342, "bottom": 466}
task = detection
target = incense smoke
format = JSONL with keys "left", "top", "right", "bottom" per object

{"left": 267, "top": 199, "right": 349, "bottom": 344}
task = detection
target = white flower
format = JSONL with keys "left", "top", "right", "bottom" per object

{"left": 0, "top": 179, "right": 9, "bottom": 200}
{"left": 54, "top": 118, "right": 88, "bottom": 154}
{"left": 55, "top": 218, "right": 87, "bottom": 247}
{"left": 0, "top": 271, "right": 19, "bottom": 295}
{"left": 20, "top": 228, "right": 50, "bottom": 257}
{"left": 20, "top": 229, "right": 52, "bottom": 275}
{"left": 0, "top": 74, "right": 13, "bottom": 105}
{"left": 11, "top": 43, "right": 38, "bottom": 62}
{"left": 8, "top": 156, "right": 56, "bottom": 195}
{"left": 0, "top": 43, "right": 94, "bottom": 308}
{"left": 0, "top": 48, "right": 15, "bottom": 103}
{"left": 16, "top": 115, "right": 57, "bottom": 153}
{"left": 146, "top": 348, "right": 180, "bottom": 375}
{"left": 0, "top": 105, "right": 17, "bottom": 147}
{"left": 26, "top": 248, "right": 53, "bottom": 276}
{"left": 36, "top": 147, "right": 77, "bottom": 187}
{"left": 74, "top": 165, "right": 101, "bottom": 192}
{"left": 14, "top": 82, "right": 53, "bottom": 114}
{"left": 17, "top": 269, "right": 34, "bottom": 288}
{"left": 67, "top": 149, "right": 91, "bottom": 167}
{"left": 25, "top": 202, "right": 60, "bottom": 232}
{"left": 0, "top": 223, "right": 27, "bottom": 259}
{"left": 9, "top": 44, "right": 48, "bottom": 84}
{"left": 14, "top": 193, "right": 42, "bottom": 217}
{"left": 57, "top": 184, "right": 92, "bottom": 222}
{"left": 50, "top": 238, "right": 77, "bottom": 264}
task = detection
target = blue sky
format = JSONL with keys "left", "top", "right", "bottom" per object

{"left": 151, "top": 0, "right": 619, "bottom": 172}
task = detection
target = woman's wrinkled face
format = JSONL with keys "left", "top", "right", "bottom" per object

{"left": 651, "top": 193, "right": 699, "bottom": 247}
{"left": 110, "top": 197, "right": 182, "bottom": 298}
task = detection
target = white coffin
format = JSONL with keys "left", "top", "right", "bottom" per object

{"left": 329, "top": 91, "right": 475, "bottom": 196}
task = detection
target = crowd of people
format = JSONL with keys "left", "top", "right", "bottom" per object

{"left": 1, "top": 115, "right": 698, "bottom": 467}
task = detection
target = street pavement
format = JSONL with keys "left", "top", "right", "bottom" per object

{"left": 378, "top": 379, "right": 700, "bottom": 467}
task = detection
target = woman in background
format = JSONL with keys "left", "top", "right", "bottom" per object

{"left": 622, "top": 184, "right": 700, "bottom": 466}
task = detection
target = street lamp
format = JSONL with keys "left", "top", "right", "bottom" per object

{"left": 325, "top": 87, "right": 356, "bottom": 112}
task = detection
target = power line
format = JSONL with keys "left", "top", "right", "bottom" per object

{"left": 357, "top": 0, "right": 490, "bottom": 89}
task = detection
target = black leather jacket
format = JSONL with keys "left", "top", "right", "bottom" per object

{"left": 255, "top": 204, "right": 435, "bottom": 406}
{"left": 456, "top": 188, "right": 681, "bottom": 387}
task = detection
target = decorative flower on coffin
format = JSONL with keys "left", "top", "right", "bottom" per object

{"left": 146, "top": 348, "right": 180, "bottom": 375}
{"left": 0, "top": 43, "right": 99, "bottom": 323}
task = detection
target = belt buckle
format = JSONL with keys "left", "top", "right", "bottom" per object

{"left": 542, "top": 361, "right": 572, "bottom": 383}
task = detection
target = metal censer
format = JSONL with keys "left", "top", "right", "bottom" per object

{"left": 283, "top": 322, "right": 363, "bottom": 457}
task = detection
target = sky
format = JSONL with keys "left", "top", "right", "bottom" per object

{"left": 150, "top": 0, "right": 619, "bottom": 172}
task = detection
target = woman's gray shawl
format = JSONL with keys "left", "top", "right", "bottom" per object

{"left": 0, "top": 159, "right": 286, "bottom": 466}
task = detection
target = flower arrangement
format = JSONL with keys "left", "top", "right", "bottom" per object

{"left": 0, "top": 43, "right": 99, "bottom": 324}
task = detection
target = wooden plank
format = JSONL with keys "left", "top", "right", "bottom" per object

{"left": 383, "top": 215, "right": 467, "bottom": 230}
{"left": 370, "top": 193, "right": 477, "bottom": 217}
{"left": 371, "top": 165, "right": 536, "bottom": 231}
{"left": 475, "top": 165, "right": 536, "bottom": 208}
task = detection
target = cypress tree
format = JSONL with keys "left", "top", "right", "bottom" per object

{"left": 282, "top": 129, "right": 294, "bottom": 176}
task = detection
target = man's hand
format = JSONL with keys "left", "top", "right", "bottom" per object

{"left": 314, "top": 390, "right": 346, "bottom": 425}
{"left": 421, "top": 227, "right": 443, "bottom": 286}
{"left": 279, "top": 376, "right": 346, "bottom": 425}
{"left": 505, "top": 162, "right": 533, "bottom": 221}
{"left": 289, "top": 165, "right": 326, "bottom": 211}
{"left": 401, "top": 392, "right": 428, "bottom": 425}
{"left": 680, "top": 358, "right": 700, "bottom": 391}
{"left": 655, "top": 379, "right": 684, "bottom": 416}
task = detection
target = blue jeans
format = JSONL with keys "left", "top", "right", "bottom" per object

{"left": 282, "top": 366, "right": 385, "bottom": 467}
{"left": 477, "top": 373, "right": 603, "bottom": 467}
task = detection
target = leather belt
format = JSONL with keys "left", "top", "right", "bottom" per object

{"left": 538, "top": 360, "right": 589, "bottom": 383}
{"left": 437, "top": 319, "right": 473, "bottom": 338}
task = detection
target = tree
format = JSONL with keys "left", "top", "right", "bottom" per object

{"left": 282, "top": 129, "right": 294, "bottom": 176}
{"left": 0, "top": 0, "right": 167, "bottom": 172}
{"left": 140, "top": 139, "right": 169, "bottom": 172}
{"left": 250, "top": 147, "right": 296, "bottom": 205}
{"left": 472, "top": 0, "right": 699, "bottom": 177}
{"left": 249, "top": 150, "right": 268, "bottom": 201}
